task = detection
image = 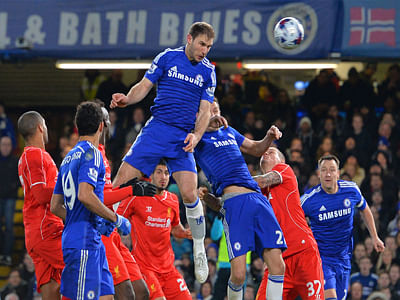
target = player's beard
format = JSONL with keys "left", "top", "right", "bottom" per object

{"left": 156, "top": 186, "right": 167, "bottom": 193}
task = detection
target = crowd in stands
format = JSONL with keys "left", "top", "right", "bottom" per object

{"left": 2, "top": 62, "right": 400, "bottom": 299}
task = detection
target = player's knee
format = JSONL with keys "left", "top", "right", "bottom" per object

{"left": 230, "top": 272, "right": 246, "bottom": 286}
{"left": 181, "top": 189, "right": 197, "bottom": 204}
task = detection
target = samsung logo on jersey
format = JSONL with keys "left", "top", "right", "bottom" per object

{"left": 61, "top": 151, "right": 82, "bottom": 166}
{"left": 214, "top": 139, "right": 237, "bottom": 148}
{"left": 168, "top": 66, "right": 203, "bottom": 87}
{"left": 318, "top": 208, "right": 351, "bottom": 221}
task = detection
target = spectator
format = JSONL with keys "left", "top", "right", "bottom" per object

{"left": 349, "top": 281, "right": 363, "bottom": 300}
{"left": 0, "top": 269, "right": 29, "bottom": 300}
{"left": 297, "top": 116, "right": 319, "bottom": 160}
{"left": 360, "top": 62, "right": 377, "bottom": 86}
{"left": 379, "top": 64, "right": 400, "bottom": 103}
{"left": 377, "top": 270, "right": 391, "bottom": 291}
{"left": 105, "top": 110, "right": 126, "bottom": 177}
{"left": 80, "top": 69, "right": 105, "bottom": 101}
{"left": 199, "top": 281, "right": 213, "bottom": 300}
{"left": 340, "top": 67, "right": 376, "bottom": 113}
{"left": 350, "top": 256, "right": 378, "bottom": 299}
{"left": 171, "top": 234, "right": 193, "bottom": 261}
{"left": 244, "top": 284, "right": 255, "bottom": 300}
{"left": 317, "top": 116, "right": 340, "bottom": 145}
{"left": 389, "top": 264, "right": 400, "bottom": 298}
{"left": 376, "top": 249, "right": 394, "bottom": 273}
{"left": 0, "top": 136, "right": 19, "bottom": 266}
{"left": 366, "top": 291, "right": 389, "bottom": 300}
{"left": 125, "top": 107, "right": 146, "bottom": 145}
{"left": 315, "top": 136, "right": 336, "bottom": 162}
{"left": 0, "top": 102, "right": 16, "bottom": 149}
{"left": 18, "top": 252, "right": 36, "bottom": 298}
{"left": 301, "top": 69, "right": 338, "bottom": 119}
{"left": 340, "top": 154, "right": 365, "bottom": 187}
{"left": 352, "top": 243, "right": 367, "bottom": 273}
{"left": 327, "top": 105, "right": 346, "bottom": 136}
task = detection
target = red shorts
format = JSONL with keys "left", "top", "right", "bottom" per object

{"left": 28, "top": 232, "right": 64, "bottom": 292}
{"left": 139, "top": 265, "right": 191, "bottom": 300}
{"left": 103, "top": 230, "right": 142, "bottom": 285}
{"left": 256, "top": 246, "right": 324, "bottom": 300}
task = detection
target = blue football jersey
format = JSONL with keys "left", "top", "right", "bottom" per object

{"left": 54, "top": 141, "right": 106, "bottom": 250}
{"left": 301, "top": 180, "right": 366, "bottom": 258}
{"left": 194, "top": 126, "right": 260, "bottom": 196}
{"left": 145, "top": 46, "right": 216, "bottom": 131}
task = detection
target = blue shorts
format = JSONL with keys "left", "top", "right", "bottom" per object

{"left": 61, "top": 244, "right": 114, "bottom": 300}
{"left": 221, "top": 192, "right": 286, "bottom": 260}
{"left": 322, "top": 256, "right": 351, "bottom": 300}
{"left": 123, "top": 117, "right": 196, "bottom": 176}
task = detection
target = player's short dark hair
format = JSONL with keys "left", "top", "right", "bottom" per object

{"left": 18, "top": 111, "right": 44, "bottom": 140}
{"left": 189, "top": 22, "right": 215, "bottom": 41}
{"left": 318, "top": 154, "right": 340, "bottom": 168}
{"left": 75, "top": 101, "right": 103, "bottom": 136}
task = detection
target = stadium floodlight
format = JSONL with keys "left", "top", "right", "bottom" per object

{"left": 55, "top": 60, "right": 152, "bottom": 70}
{"left": 242, "top": 60, "right": 339, "bottom": 70}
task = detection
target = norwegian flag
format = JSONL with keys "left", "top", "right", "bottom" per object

{"left": 349, "top": 6, "right": 396, "bottom": 46}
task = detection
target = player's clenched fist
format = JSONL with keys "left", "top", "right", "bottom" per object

{"left": 110, "top": 93, "right": 129, "bottom": 109}
{"left": 267, "top": 125, "right": 282, "bottom": 140}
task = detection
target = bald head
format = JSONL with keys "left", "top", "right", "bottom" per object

{"left": 260, "top": 147, "right": 285, "bottom": 173}
{"left": 18, "top": 111, "right": 44, "bottom": 141}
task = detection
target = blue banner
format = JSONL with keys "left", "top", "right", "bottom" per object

{"left": 341, "top": 0, "right": 400, "bottom": 57}
{"left": 0, "top": 0, "right": 339, "bottom": 59}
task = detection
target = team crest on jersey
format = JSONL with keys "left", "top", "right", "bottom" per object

{"left": 146, "top": 206, "right": 152, "bottom": 212}
{"left": 85, "top": 151, "right": 93, "bottom": 161}
{"left": 196, "top": 74, "right": 203, "bottom": 83}
{"left": 344, "top": 198, "right": 351, "bottom": 207}
{"left": 234, "top": 242, "right": 241, "bottom": 251}
{"left": 87, "top": 291, "right": 95, "bottom": 299}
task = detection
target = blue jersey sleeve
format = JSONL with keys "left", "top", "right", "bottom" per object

{"left": 78, "top": 148, "right": 102, "bottom": 187}
{"left": 53, "top": 172, "right": 63, "bottom": 195}
{"left": 300, "top": 195, "right": 308, "bottom": 215}
{"left": 354, "top": 185, "right": 367, "bottom": 211}
{"left": 145, "top": 49, "right": 169, "bottom": 83}
{"left": 229, "top": 127, "right": 245, "bottom": 148}
{"left": 201, "top": 68, "right": 216, "bottom": 103}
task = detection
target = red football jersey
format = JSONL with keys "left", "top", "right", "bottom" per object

{"left": 18, "top": 147, "right": 64, "bottom": 250}
{"left": 99, "top": 144, "right": 112, "bottom": 190}
{"left": 262, "top": 163, "right": 318, "bottom": 258}
{"left": 117, "top": 191, "right": 180, "bottom": 273}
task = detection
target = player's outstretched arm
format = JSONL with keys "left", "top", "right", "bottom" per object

{"left": 253, "top": 171, "right": 282, "bottom": 189}
{"left": 172, "top": 223, "right": 192, "bottom": 239}
{"left": 50, "top": 193, "right": 66, "bottom": 221}
{"left": 361, "top": 204, "right": 385, "bottom": 252}
{"left": 110, "top": 77, "right": 153, "bottom": 109}
{"left": 183, "top": 100, "right": 211, "bottom": 152}
{"left": 240, "top": 125, "right": 282, "bottom": 157}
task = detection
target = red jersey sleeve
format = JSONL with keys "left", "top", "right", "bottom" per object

{"left": 117, "top": 196, "right": 137, "bottom": 219}
{"left": 273, "top": 163, "right": 294, "bottom": 185}
{"left": 24, "top": 148, "right": 47, "bottom": 188}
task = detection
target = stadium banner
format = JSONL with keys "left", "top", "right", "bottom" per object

{"left": 0, "top": 0, "right": 339, "bottom": 59}
{"left": 341, "top": 0, "right": 400, "bottom": 57}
